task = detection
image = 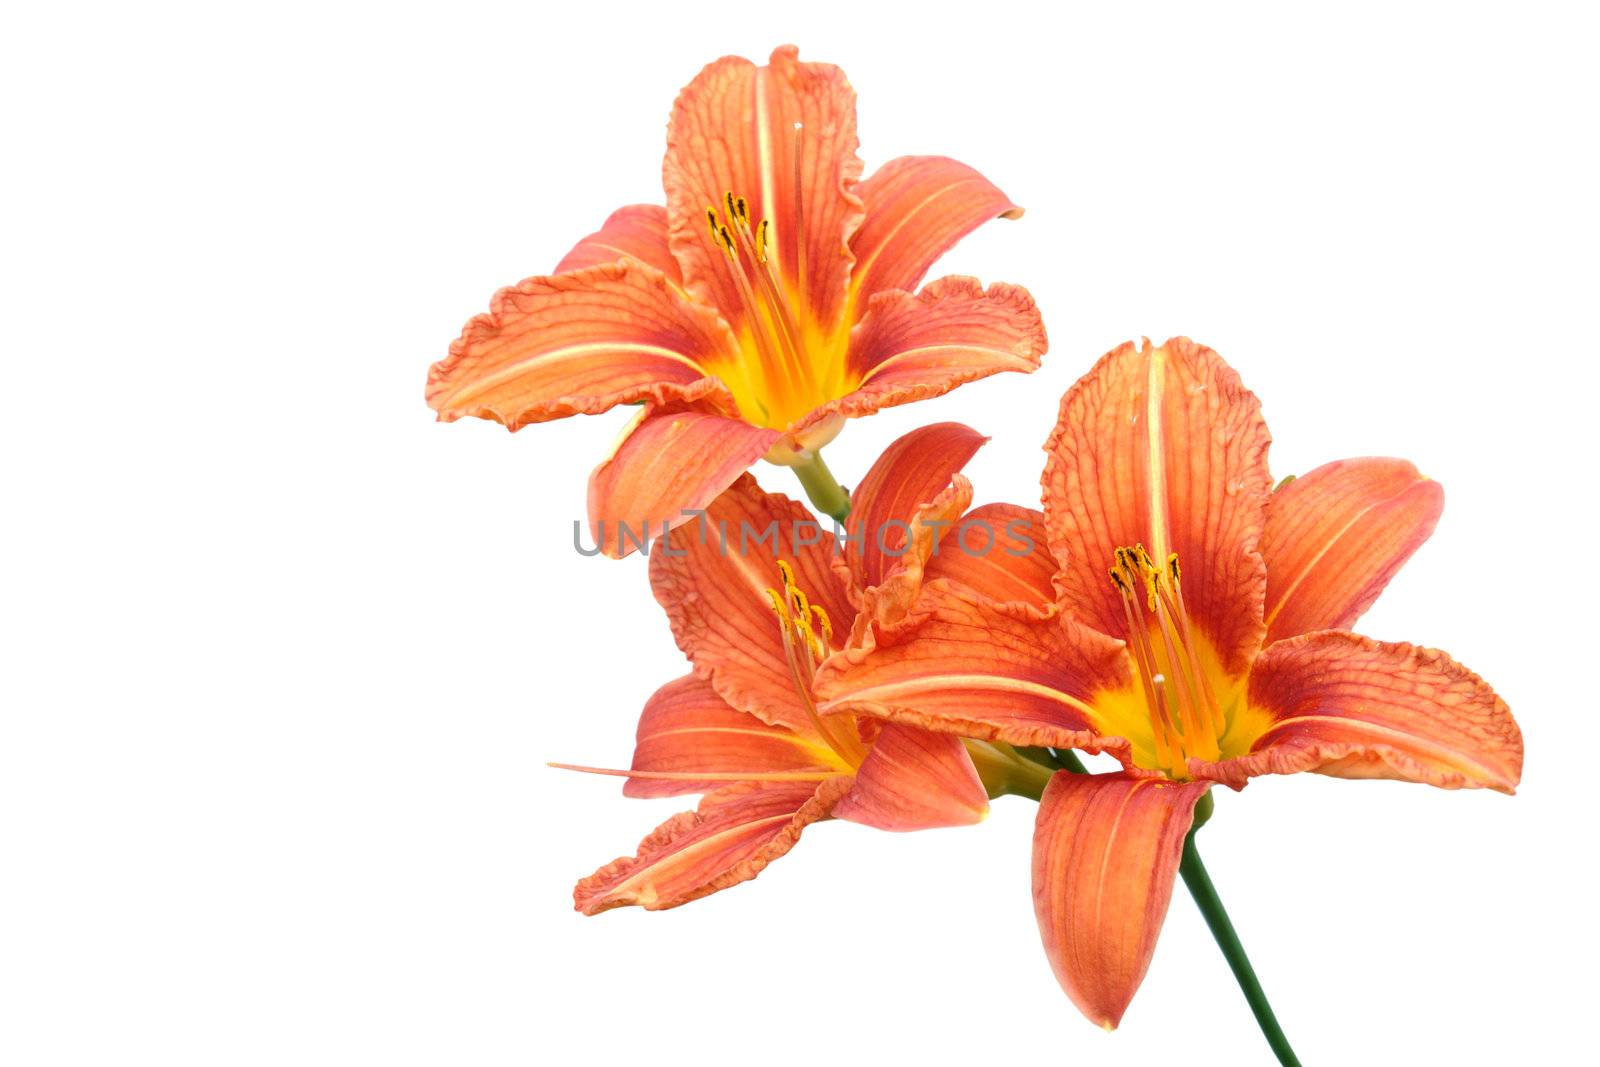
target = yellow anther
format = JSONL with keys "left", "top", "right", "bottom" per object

{"left": 1112, "top": 544, "right": 1164, "bottom": 611}
{"left": 1142, "top": 569, "right": 1161, "bottom": 612}
{"left": 764, "top": 587, "right": 790, "bottom": 620}
{"left": 718, "top": 226, "right": 736, "bottom": 254}
{"left": 735, "top": 195, "right": 748, "bottom": 221}
{"left": 776, "top": 559, "right": 796, "bottom": 589}
{"left": 811, "top": 603, "right": 833, "bottom": 646}
{"left": 789, "top": 585, "right": 810, "bottom": 620}
{"left": 755, "top": 219, "right": 769, "bottom": 264}
{"left": 1168, "top": 553, "right": 1181, "bottom": 583}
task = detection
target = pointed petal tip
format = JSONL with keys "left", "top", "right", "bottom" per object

{"left": 1032, "top": 774, "right": 1207, "bottom": 1032}
{"left": 1261, "top": 457, "right": 1446, "bottom": 641}
{"left": 851, "top": 156, "right": 1027, "bottom": 296}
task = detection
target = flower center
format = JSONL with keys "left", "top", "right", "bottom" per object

{"left": 703, "top": 179, "right": 852, "bottom": 429}
{"left": 765, "top": 560, "right": 866, "bottom": 768}
{"left": 1107, "top": 545, "right": 1226, "bottom": 779}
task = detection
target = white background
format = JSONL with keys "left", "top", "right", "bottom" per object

{"left": 4, "top": 2, "right": 1596, "bottom": 1064}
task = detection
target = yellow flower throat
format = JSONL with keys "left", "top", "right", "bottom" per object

{"left": 703, "top": 190, "right": 854, "bottom": 429}
{"left": 1107, "top": 545, "right": 1228, "bottom": 779}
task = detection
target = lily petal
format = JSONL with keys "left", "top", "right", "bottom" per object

{"left": 1261, "top": 458, "right": 1444, "bottom": 643}
{"left": 832, "top": 724, "right": 989, "bottom": 830}
{"left": 428, "top": 261, "right": 738, "bottom": 430}
{"left": 843, "top": 422, "right": 988, "bottom": 593}
{"left": 555, "top": 204, "right": 682, "bottom": 283}
{"left": 833, "top": 277, "right": 1045, "bottom": 419}
{"left": 663, "top": 45, "right": 864, "bottom": 333}
{"left": 849, "top": 475, "right": 977, "bottom": 639}
{"left": 1032, "top": 773, "right": 1210, "bottom": 1029}
{"left": 849, "top": 155, "right": 1022, "bottom": 308}
{"left": 586, "top": 409, "right": 781, "bottom": 560}
{"left": 1041, "top": 337, "right": 1272, "bottom": 675}
{"left": 1201, "top": 630, "right": 1523, "bottom": 792}
{"left": 574, "top": 777, "right": 851, "bottom": 914}
{"left": 924, "top": 503, "right": 1058, "bottom": 611}
{"left": 626, "top": 674, "right": 843, "bottom": 798}
{"left": 816, "top": 582, "right": 1131, "bottom": 755}
{"left": 649, "top": 473, "right": 856, "bottom": 732}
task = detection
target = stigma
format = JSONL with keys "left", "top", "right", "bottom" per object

{"left": 1107, "top": 545, "right": 1225, "bottom": 778}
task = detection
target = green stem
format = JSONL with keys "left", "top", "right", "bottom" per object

{"left": 790, "top": 451, "right": 851, "bottom": 524}
{"left": 1017, "top": 746, "right": 1088, "bottom": 775}
{"left": 1180, "top": 829, "right": 1302, "bottom": 1067}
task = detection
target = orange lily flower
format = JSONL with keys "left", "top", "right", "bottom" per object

{"left": 426, "top": 46, "right": 1045, "bottom": 556}
{"left": 568, "top": 474, "right": 989, "bottom": 914}
{"left": 815, "top": 338, "right": 1523, "bottom": 1028}
{"left": 826, "top": 419, "right": 1076, "bottom": 799}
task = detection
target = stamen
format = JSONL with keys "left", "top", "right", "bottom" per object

{"left": 710, "top": 211, "right": 793, "bottom": 384}
{"left": 1107, "top": 545, "right": 1224, "bottom": 777}
{"left": 1115, "top": 568, "right": 1180, "bottom": 772}
{"left": 810, "top": 603, "right": 833, "bottom": 647}
{"left": 703, "top": 170, "right": 836, "bottom": 427}
{"left": 708, "top": 198, "right": 810, "bottom": 403}
{"left": 1158, "top": 561, "right": 1226, "bottom": 742}
{"left": 765, "top": 561, "right": 866, "bottom": 766}
{"left": 1150, "top": 597, "right": 1211, "bottom": 757}
{"left": 725, "top": 200, "right": 811, "bottom": 394}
